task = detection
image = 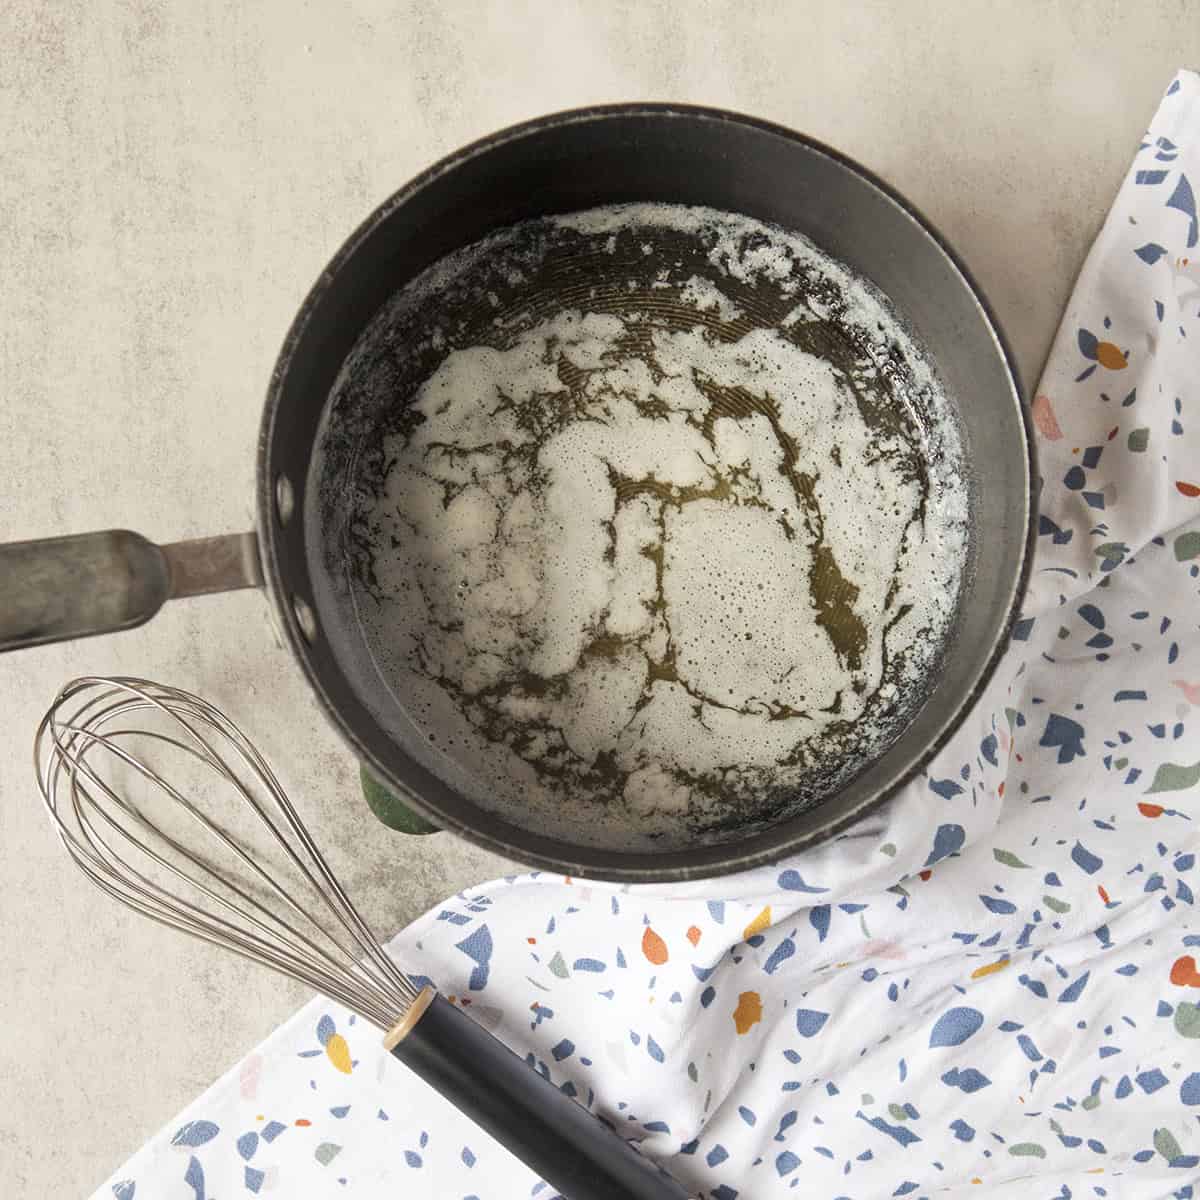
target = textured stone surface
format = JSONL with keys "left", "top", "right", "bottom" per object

{"left": 1, "top": 2, "right": 1196, "bottom": 1193}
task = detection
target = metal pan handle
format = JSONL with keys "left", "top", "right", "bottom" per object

{"left": 0, "top": 530, "right": 261, "bottom": 652}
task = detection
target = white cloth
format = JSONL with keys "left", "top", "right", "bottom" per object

{"left": 97, "top": 69, "right": 1200, "bottom": 1200}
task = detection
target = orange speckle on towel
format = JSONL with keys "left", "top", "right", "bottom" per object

{"left": 642, "top": 927, "right": 669, "bottom": 965}
{"left": 733, "top": 991, "right": 763, "bottom": 1034}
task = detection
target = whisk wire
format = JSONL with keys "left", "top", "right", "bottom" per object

{"left": 35, "top": 677, "right": 421, "bottom": 1029}
{"left": 47, "top": 729, "right": 385, "bottom": 1021}
{"left": 64, "top": 720, "right": 393, "bottom": 999}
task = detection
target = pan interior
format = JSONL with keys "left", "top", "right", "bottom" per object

{"left": 307, "top": 202, "right": 971, "bottom": 852}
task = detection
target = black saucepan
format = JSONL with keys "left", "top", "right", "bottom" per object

{"left": 0, "top": 105, "right": 1034, "bottom": 881}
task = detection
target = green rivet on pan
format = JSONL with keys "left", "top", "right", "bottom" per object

{"left": 359, "top": 765, "right": 440, "bottom": 835}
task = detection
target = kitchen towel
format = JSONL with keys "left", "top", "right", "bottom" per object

{"left": 96, "top": 68, "right": 1200, "bottom": 1200}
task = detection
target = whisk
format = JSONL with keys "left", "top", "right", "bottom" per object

{"left": 35, "top": 676, "right": 691, "bottom": 1200}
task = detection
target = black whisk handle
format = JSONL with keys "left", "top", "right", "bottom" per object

{"left": 386, "top": 989, "right": 691, "bottom": 1200}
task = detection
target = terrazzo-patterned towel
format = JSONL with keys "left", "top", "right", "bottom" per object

{"left": 97, "top": 70, "right": 1200, "bottom": 1200}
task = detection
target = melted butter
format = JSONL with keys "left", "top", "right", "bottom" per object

{"left": 336, "top": 204, "right": 969, "bottom": 849}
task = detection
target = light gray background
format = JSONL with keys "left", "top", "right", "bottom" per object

{"left": 1, "top": 2, "right": 1196, "bottom": 1194}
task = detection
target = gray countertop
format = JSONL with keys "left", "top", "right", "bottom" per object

{"left": 2, "top": 2, "right": 1197, "bottom": 1194}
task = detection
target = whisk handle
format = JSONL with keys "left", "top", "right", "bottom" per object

{"left": 388, "top": 990, "right": 690, "bottom": 1200}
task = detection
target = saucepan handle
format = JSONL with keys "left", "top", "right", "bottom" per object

{"left": 0, "top": 530, "right": 262, "bottom": 652}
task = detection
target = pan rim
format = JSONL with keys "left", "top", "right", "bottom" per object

{"left": 258, "top": 102, "right": 1036, "bottom": 883}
